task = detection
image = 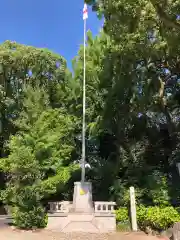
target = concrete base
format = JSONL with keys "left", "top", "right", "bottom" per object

{"left": 46, "top": 181, "right": 116, "bottom": 233}
{"left": 47, "top": 213, "right": 116, "bottom": 233}
{"left": 72, "top": 182, "right": 94, "bottom": 213}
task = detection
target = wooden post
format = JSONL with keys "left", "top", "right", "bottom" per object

{"left": 130, "top": 186, "right": 138, "bottom": 231}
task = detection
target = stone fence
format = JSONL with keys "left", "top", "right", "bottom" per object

{"left": 94, "top": 201, "right": 116, "bottom": 214}
{"left": 48, "top": 201, "right": 116, "bottom": 214}
{"left": 48, "top": 201, "right": 71, "bottom": 213}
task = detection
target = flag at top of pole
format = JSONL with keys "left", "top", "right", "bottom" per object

{"left": 83, "top": 3, "right": 88, "bottom": 20}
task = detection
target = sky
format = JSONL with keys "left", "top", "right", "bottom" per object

{"left": 0, "top": 0, "right": 103, "bottom": 68}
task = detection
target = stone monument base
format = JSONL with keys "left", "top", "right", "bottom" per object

{"left": 72, "top": 182, "right": 94, "bottom": 213}
{"left": 47, "top": 181, "right": 116, "bottom": 233}
{"left": 47, "top": 213, "right": 116, "bottom": 233}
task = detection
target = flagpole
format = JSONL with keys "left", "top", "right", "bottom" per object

{"left": 81, "top": 9, "right": 87, "bottom": 183}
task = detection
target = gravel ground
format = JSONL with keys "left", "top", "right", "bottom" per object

{"left": 0, "top": 227, "right": 167, "bottom": 240}
{"left": 0, "top": 217, "right": 167, "bottom": 240}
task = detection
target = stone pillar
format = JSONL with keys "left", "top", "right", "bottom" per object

{"left": 72, "top": 182, "right": 94, "bottom": 213}
{"left": 130, "top": 186, "right": 137, "bottom": 231}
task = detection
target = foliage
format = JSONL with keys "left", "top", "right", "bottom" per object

{"left": 137, "top": 205, "right": 180, "bottom": 231}
{"left": 72, "top": 28, "right": 179, "bottom": 205}
{"left": 11, "top": 205, "right": 48, "bottom": 229}
{"left": 116, "top": 205, "right": 180, "bottom": 231}
{"left": 116, "top": 207, "right": 129, "bottom": 223}
{"left": 0, "top": 86, "right": 77, "bottom": 228}
{"left": 79, "top": 0, "right": 180, "bottom": 206}
{"left": 2, "top": 0, "right": 180, "bottom": 227}
{"left": 0, "top": 41, "right": 67, "bottom": 158}
{"left": 146, "top": 171, "right": 170, "bottom": 206}
{"left": 116, "top": 207, "right": 131, "bottom": 232}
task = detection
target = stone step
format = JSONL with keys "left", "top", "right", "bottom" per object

{"left": 62, "top": 221, "right": 99, "bottom": 233}
{"left": 47, "top": 213, "right": 116, "bottom": 233}
{"left": 67, "top": 214, "right": 94, "bottom": 221}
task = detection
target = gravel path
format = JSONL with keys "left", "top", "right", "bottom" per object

{"left": 0, "top": 227, "right": 166, "bottom": 240}
{"left": 0, "top": 217, "right": 167, "bottom": 240}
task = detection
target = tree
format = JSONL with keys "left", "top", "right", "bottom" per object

{"left": 0, "top": 40, "right": 67, "bottom": 158}
{"left": 86, "top": 0, "right": 180, "bottom": 31}
{"left": 2, "top": 1, "right": 180, "bottom": 227}
{"left": 0, "top": 86, "right": 78, "bottom": 228}
{"left": 76, "top": 1, "right": 180, "bottom": 204}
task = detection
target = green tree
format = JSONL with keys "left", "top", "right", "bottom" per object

{"left": 0, "top": 41, "right": 66, "bottom": 158}
{"left": 0, "top": 86, "right": 78, "bottom": 228}
{"left": 76, "top": 1, "right": 180, "bottom": 204}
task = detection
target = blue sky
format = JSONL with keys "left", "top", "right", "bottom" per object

{"left": 0, "top": 0, "right": 102, "bottom": 68}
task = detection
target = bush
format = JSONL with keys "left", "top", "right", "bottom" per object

{"left": 12, "top": 205, "right": 48, "bottom": 229}
{"left": 115, "top": 207, "right": 131, "bottom": 231}
{"left": 145, "top": 171, "right": 170, "bottom": 206}
{"left": 116, "top": 207, "right": 129, "bottom": 223}
{"left": 116, "top": 205, "right": 180, "bottom": 231}
{"left": 137, "top": 205, "right": 180, "bottom": 231}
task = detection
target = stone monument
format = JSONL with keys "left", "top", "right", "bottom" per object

{"left": 47, "top": 180, "right": 116, "bottom": 232}
{"left": 72, "top": 181, "right": 94, "bottom": 213}
{"left": 47, "top": 1, "right": 116, "bottom": 233}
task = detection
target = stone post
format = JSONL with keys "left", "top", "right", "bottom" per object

{"left": 130, "top": 186, "right": 137, "bottom": 231}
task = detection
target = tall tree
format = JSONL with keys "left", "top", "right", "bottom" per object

{"left": 0, "top": 86, "right": 78, "bottom": 228}
{"left": 76, "top": 1, "right": 180, "bottom": 204}
{"left": 0, "top": 41, "right": 66, "bottom": 158}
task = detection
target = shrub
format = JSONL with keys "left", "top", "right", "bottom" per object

{"left": 137, "top": 206, "right": 180, "bottom": 231}
{"left": 115, "top": 207, "right": 129, "bottom": 223}
{"left": 115, "top": 207, "right": 131, "bottom": 231}
{"left": 146, "top": 172, "right": 170, "bottom": 206}
{"left": 12, "top": 205, "right": 48, "bottom": 229}
{"left": 116, "top": 205, "right": 180, "bottom": 231}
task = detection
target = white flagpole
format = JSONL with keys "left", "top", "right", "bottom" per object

{"left": 81, "top": 6, "right": 87, "bottom": 183}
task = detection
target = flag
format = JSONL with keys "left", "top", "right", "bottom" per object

{"left": 83, "top": 3, "right": 88, "bottom": 20}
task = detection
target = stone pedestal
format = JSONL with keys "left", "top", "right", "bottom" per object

{"left": 47, "top": 181, "right": 116, "bottom": 232}
{"left": 72, "top": 182, "right": 94, "bottom": 213}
